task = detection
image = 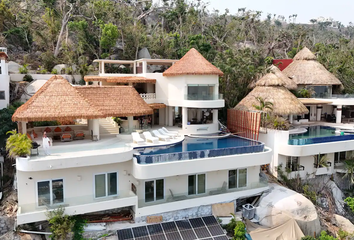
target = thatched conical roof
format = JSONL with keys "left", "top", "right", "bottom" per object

{"left": 163, "top": 48, "right": 223, "bottom": 76}
{"left": 251, "top": 65, "right": 297, "bottom": 90}
{"left": 75, "top": 86, "right": 153, "bottom": 117}
{"left": 283, "top": 47, "right": 342, "bottom": 86}
{"left": 13, "top": 76, "right": 104, "bottom": 122}
{"left": 235, "top": 86, "right": 308, "bottom": 115}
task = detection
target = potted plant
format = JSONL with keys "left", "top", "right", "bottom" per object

{"left": 6, "top": 129, "right": 32, "bottom": 160}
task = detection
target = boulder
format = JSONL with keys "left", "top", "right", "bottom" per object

{"left": 334, "top": 214, "right": 354, "bottom": 234}
{"left": 138, "top": 47, "right": 151, "bottom": 59}
{"left": 8, "top": 61, "right": 22, "bottom": 74}
{"left": 256, "top": 183, "right": 321, "bottom": 236}
{"left": 53, "top": 64, "right": 68, "bottom": 73}
{"left": 327, "top": 180, "right": 345, "bottom": 214}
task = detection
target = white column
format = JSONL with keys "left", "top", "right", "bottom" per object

{"left": 182, "top": 107, "right": 188, "bottom": 130}
{"left": 128, "top": 116, "right": 134, "bottom": 133}
{"left": 21, "top": 121, "right": 27, "bottom": 134}
{"left": 168, "top": 106, "right": 173, "bottom": 127}
{"left": 92, "top": 119, "right": 100, "bottom": 140}
{"left": 102, "top": 62, "right": 105, "bottom": 74}
{"left": 142, "top": 61, "right": 147, "bottom": 74}
{"left": 133, "top": 62, "right": 136, "bottom": 74}
{"left": 165, "top": 106, "right": 169, "bottom": 126}
{"left": 88, "top": 119, "right": 92, "bottom": 133}
{"left": 316, "top": 106, "right": 322, "bottom": 121}
{"left": 213, "top": 109, "right": 218, "bottom": 123}
{"left": 289, "top": 114, "right": 293, "bottom": 124}
{"left": 336, "top": 105, "right": 342, "bottom": 124}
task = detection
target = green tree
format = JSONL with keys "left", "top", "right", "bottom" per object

{"left": 233, "top": 221, "right": 246, "bottom": 240}
{"left": 0, "top": 102, "right": 23, "bottom": 148}
{"left": 100, "top": 23, "right": 119, "bottom": 52}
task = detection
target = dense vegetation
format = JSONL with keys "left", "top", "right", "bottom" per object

{"left": 2, "top": 0, "right": 354, "bottom": 109}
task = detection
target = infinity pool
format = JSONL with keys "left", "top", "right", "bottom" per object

{"left": 289, "top": 125, "right": 354, "bottom": 145}
{"left": 134, "top": 136, "right": 264, "bottom": 164}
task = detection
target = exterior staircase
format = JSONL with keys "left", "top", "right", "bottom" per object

{"left": 99, "top": 118, "right": 120, "bottom": 135}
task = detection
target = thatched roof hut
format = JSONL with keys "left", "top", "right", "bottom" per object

{"left": 76, "top": 86, "right": 153, "bottom": 117}
{"left": 235, "top": 70, "right": 308, "bottom": 115}
{"left": 13, "top": 75, "right": 154, "bottom": 122}
{"left": 282, "top": 47, "right": 342, "bottom": 86}
{"left": 249, "top": 65, "right": 297, "bottom": 90}
{"left": 84, "top": 76, "right": 156, "bottom": 84}
{"left": 163, "top": 48, "right": 223, "bottom": 76}
{"left": 13, "top": 76, "right": 103, "bottom": 122}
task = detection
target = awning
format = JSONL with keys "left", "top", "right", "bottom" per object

{"left": 149, "top": 103, "right": 166, "bottom": 109}
{"left": 299, "top": 98, "right": 332, "bottom": 105}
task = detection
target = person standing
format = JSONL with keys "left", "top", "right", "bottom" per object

{"left": 42, "top": 132, "right": 51, "bottom": 155}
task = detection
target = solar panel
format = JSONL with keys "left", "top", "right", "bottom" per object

{"left": 116, "top": 216, "right": 228, "bottom": 240}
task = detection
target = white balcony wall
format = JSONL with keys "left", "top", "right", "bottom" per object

{"left": 132, "top": 147, "right": 272, "bottom": 179}
{"left": 17, "top": 161, "right": 137, "bottom": 224}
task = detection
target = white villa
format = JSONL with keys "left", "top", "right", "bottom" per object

{"left": 0, "top": 48, "right": 9, "bottom": 110}
{"left": 236, "top": 47, "right": 354, "bottom": 180}
{"left": 12, "top": 48, "right": 272, "bottom": 226}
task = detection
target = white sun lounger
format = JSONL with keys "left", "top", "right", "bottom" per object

{"left": 158, "top": 129, "right": 176, "bottom": 138}
{"left": 152, "top": 130, "right": 170, "bottom": 142}
{"left": 161, "top": 128, "right": 178, "bottom": 137}
{"left": 162, "top": 127, "right": 179, "bottom": 135}
{"left": 131, "top": 132, "right": 144, "bottom": 145}
{"left": 143, "top": 132, "right": 159, "bottom": 144}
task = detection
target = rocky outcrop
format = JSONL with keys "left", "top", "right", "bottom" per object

{"left": 256, "top": 183, "right": 321, "bottom": 236}
{"left": 334, "top": 214, "right": 354, "bottom": 234}
{"left": 8, "top": 61, "right": 22, "bottom": 74}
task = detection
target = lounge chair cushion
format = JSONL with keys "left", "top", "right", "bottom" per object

{"left": 54, "top": 127, "right": 62, "bottom": 132}
{"left": 44, "top": 127, "right": 51, "bottom": 133}
{"left": 64, "top": 126, "right": 72, "bottom": 132}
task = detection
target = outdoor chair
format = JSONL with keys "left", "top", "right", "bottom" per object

{"left": 61, "top": 133, "right": 72, "bottom": 142}
{"left": 209, "top": 181, "right": 227, "bottom": 195}
{"left": 74, "top": 131, "right": 85, "bottom": 140}
{"left": 168, "top": 189, "right": 187, "bottom": 202}
{"left": 131, "top": 132, "right": 144, "bottom": 145}
{"left": 152, "top": 130, "right": 170, "bottom": 142}
{"left": 143, "top": 132, "right": 159, "bottom": 144}
{"left": 158, "top": 129, "right": 176, "bottom": 138}
{"left": 162, "top": 127, "right": 179, "bottom": 135}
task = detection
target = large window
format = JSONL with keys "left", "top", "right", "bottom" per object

{"left": 228, "top": 169, "right": 247, "bottom": 189}
{"left": 187, "top": 85, "right": 215, "bottom": 100}
{"left": 145, "top": 179, "right": 164, "bottom": 202}
{"left": 0, "top": 91, "right": 5, "bottom": 100}
{"left": 188, "top": 174, "right": 206, "bottom": 195}
{"left": 187, "top": 108, "right": 213, "bottom": 125}
{"left": 313, "top": 86, "right": 332, "bottom": 98}
{"left": 37, "top": 179, "right": 64, "bottom": 206}
{"left": 286, "top": 157, "right": 299, "bottom": 171}
{"left": 94, "top": 172, "right": 118, "bottom": 198}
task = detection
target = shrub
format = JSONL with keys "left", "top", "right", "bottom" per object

{"left": 71, "top": 216, "right": 87, "bottom": 240}
{"left": 32, "top": 121, "right": 59, "bottom": 127}
{"left": 345, "top": 197, "right": 354, "bottom": 212}
{"left": 19, "top": 64, "right": 28, "bottom": 74}
{"left": 78, "top": 79, "right": 85, "bottom": 85}
{"left": 100, "top": 53, "right": 109, "bottom": 59}
{"left": 303, "top": 185, "right": 317, "bottom": 204}
{"left": 5, "top": 129, "right": 32, "bottom": 159}
{"left": 46, "top": 207, "right": 75, "bottom": 240}
{"left": 301, "top": 236, "right": 316, "bottom": 240}
{"left": 40, "top": 51, "right": 56, "bottom": 71}
{"left": 65, "top": 67, "right": 73, "bottom": 75}
{"left": 233, "top": 221, "right": 246, "bottom": 240}
{"left": 22, "top": 74, "right": 33, "bottom": 82}
{"left": 51, "top": 68, "right": 58, "bottom": 74}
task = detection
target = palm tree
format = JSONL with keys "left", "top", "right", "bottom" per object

{"left": 6, "top": 129, "right": 32, "bottom": 159}
{"left": 253, "top": 97, "right": 273, "bottom": 127}
{"left": 343, "top": 155, "right": 354, "bottom": 186}
{"left": 313, "top": 154, "right": 329, "bottom": 169}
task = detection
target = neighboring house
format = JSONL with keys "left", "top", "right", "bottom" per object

{"left": 13, "top": 48, "right": 272, "bottom": 226}
{"left": 239, "top": 47, "right": 354, "bottom": 179}
{"left": 0, "top": 48, "right": 9, "bottom": 109}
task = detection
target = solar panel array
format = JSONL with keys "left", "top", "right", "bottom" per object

{"left": 117, "top": 216, "right": 229, "bottom": 240}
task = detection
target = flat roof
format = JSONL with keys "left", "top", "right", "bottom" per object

{"left": 299, "top": 98, "right": 332, "bottom": 105}
{"left": 93, "top": 58, "right": 178, "bottom": 65}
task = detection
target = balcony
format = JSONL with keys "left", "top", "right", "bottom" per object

{"left": 135, "top": 180, "right": 268, "bottom": 217}
{"left": 17, "top": 190, "right": 137, "bottom": 225}
{"left": 184, "top": 93, "right": 223, "bottom": 101}
{"left": 140, "top": 93, "right": 156, "bottom": 104}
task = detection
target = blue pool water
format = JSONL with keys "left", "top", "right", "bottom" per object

{"left": 289, "top": 125, "right": 354, "bottom": 145}
{"left": 134, "top": 136, "right": 264, "bottom": 164}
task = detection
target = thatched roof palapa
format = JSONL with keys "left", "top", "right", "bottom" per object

{"left": 12, "top": 76, "right": 103, "bottom": 122}
{"left": 250, "top": 65, "right": 297, "bottom": 90}
{"left": 163, "top": 48, "right": 223, "bottom": 76}
{"left": 76, "top": 86, "right": 153, "bottom": 117}
{"left": 235, "top": 69, "right": 308, "bottom": 115}
{"left": 282, "top": 47, "right": 342, "bottom": 86}
{"left": 84, "top": 76, "right": 156, "bottom": 84}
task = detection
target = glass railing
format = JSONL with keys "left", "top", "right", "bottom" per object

{"left": 184, "top": 94, "right": 223, "bottom": 100}
{"left": 18, "top": 190, "right": 136, "bottom": 214}
{"left": 331, "top": 94, "right": 354, "bottom": 99}
{"left": 289, "top": 135, "right": 354, "bottom": 145}
{"left": 138, "top": 180, "right": 268, "bottom": 208}
{"left": 135, "top": 144, "right": 265, "bottom": 164}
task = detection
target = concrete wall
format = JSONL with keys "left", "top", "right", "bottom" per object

{"left": 10, "top": 74, "right": 82, "bottom": 83}
{"left": 0, "top": 58, "right": 9, "bottom": 109}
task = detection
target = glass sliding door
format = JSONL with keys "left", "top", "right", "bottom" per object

{"left": 188, "top": 174, "right": 206, "bottom": 195}
{"left": 228, "top": 169, "right": 248, "bottom": 189}
{"left": 145, "top": 179, "right": 164, "bottom": 202}
{"left": 94, "top": 172, "right": 118, "bottom": 198}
